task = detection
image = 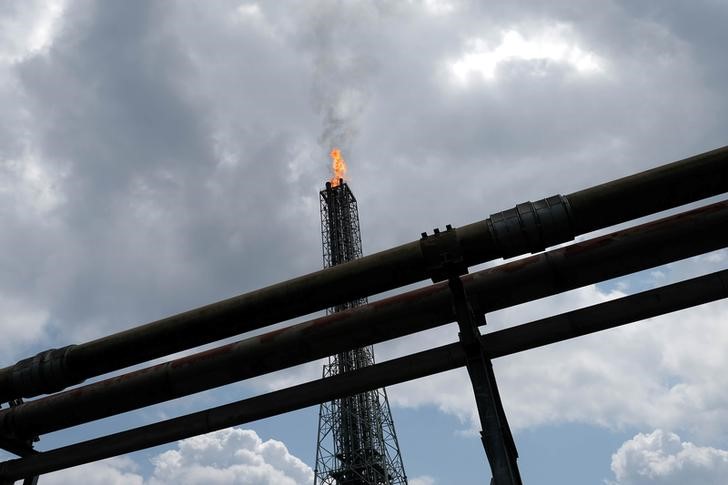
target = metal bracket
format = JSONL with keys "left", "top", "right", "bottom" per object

{"left": 420, "top": 224, "right": 468, "bottom": 283}
{"left": 447, "top": 275, "right": 522, "bottom": 485}
{"left": 0, "top": 399, "right": 39, "bottom": 485}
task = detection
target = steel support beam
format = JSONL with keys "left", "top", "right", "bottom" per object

{"left": 1, "top": 268, "right": 726, "bottom": 481}
{"left": 0, "top": 402, "right": 36, "bottom": 485}
{"left": 1, "top": 147, "right": 727, "bottom": 402}
{"left": 449, "top": 276, "right": 521, "bottom": 485}
{"left": 0, "top": 202, "right": 727, "bottom": 441}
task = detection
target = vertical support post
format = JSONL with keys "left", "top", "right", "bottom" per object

{"left": 420, "top": 224, "right": 521, "bottom": 484}
{"left": 0, "top": 400, "right": 39, "bottom": 485}
{"left": 448, "top": 276, "right": 522, "bottom": 485}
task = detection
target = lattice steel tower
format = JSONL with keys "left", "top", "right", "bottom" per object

{"left": 314, "top": 179, "right": 408, "bottom": 485}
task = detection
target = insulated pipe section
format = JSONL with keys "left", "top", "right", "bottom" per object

{"left": 1, "top": 268, "right": 727, "bottom": 480}
{"left": 1, "top": 146, "right": 727, "bottom": 402}
{"left": 2, "top": 200, "right": 727, "bottom": 440}
{"left": 6, "top": 346, "right": 79, "bottom": 399}
{"left": 487, "top": 195, "right": 573, "bottom": 258}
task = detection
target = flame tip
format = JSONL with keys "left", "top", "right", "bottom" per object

{"left": 328, "top": 147, "right": 348, "bottom": 187}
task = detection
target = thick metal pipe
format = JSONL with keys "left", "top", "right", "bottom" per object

{"left": 1, "top": 201, "right": 727, "bottom": 440}
{"left": 567, "top": 145, "right": 728, "bottom": 234}
{"left": 1, "top": 146, "right": 727, "bottom": 402}
{"left": 1, "top": 268, "right": 726, "bottom": 480}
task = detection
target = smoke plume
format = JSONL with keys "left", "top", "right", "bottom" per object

{"left": 308, "top": 2, "right": 380, "bottom": 157}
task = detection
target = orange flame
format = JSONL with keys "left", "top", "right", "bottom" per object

{"left": 329, "top": 148, "right": 348, "bottom": 187}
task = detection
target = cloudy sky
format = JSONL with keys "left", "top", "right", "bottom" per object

{"left": 1, "top": 0, "right": 728, "bottom": 484}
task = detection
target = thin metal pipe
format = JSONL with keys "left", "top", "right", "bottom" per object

{"left": 1, "top": 268, "right": 726, "bottom": 480}
{"left": 1, "top": 201, "right": 727, "bottom": 440}
{"left": 483, "top": 268, "right": 728, "bottom": 358}
{"left": 1, "top": 146, "right": 727, "bottom": 402}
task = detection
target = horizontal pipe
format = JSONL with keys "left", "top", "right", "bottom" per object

{"left": 1, "top": 146, "right": 727, "bottom": 402}
{"left": 1, "top": 201, "right": 727, "bottom": 439}
{"left": 568, "top": 145, "right": 728, "bottom": 234}
{"left": 2, "top": 268, "right": 726, "bottom": 480}
{"left": 484, "top": 268, "right": 728, "bottom": 358}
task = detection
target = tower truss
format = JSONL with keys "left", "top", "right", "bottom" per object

{"left": 314, "top": 180, "right": 408, "bottom": 485}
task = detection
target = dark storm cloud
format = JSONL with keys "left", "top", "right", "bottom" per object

{"left": 341, "top": 2, "right": 726, "bottom": 249}
{"left": 19, "top": 1, "right": 209, "bottom": 218}
{"left": 1, "top": 5, "right": 728, "bottom": 483}
{"left": 3, "top": 0, "right": 324, "bottom": 344}
{"left": 1, "top": 0, "right": 726, "bottom": 359}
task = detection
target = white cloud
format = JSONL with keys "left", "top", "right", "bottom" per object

{"left": 43, "top": 428, "right": 314, "bottom": 485}
{"left": 607, "top": 430, "right": 728, "bottom": 485}
{"left": 0, "top": 152, "right": 67, "bottom": 217}
{"left": 450, "top": 25, "right": 604, "bottom": 84}
{"left": 0, "top": 0, "right": 67, "bottom": 63}
{"left": 148, "top": 428, "right": 314, "bottom": 485}
{"left": 0, "top": 292, "right": 49, "bottom": 358}
{"left": 43, "top": 456, "right": 144, "bottom": 485}
{"left": 410, "top": 475, "right": 436, "bottom": 485}
{"left": 420, "top": 0, "right": 457, "bottom": 16}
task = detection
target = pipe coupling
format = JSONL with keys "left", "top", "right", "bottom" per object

{"left": 420, "top": 225, "right": 468, "bottom": 282}
{"left": 9, "top": 345, "right": 81, "bottom": 399}
{"left": 488, "top": 195, "right": 575, "bottom": 258}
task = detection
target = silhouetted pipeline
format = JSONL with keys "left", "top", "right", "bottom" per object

{"left": 1, "top": 200, "right": 727, "bottom": 440}
{"left": 1, "top": 145, "right": 727, "bottom": 402}
{"left": 1, "top": 266, "right": 726, "bottom": 481}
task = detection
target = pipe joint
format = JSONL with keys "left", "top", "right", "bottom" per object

{"left": 8, "top": 346, "right": 81, "bottom": 399}
{"left": 420, "top": 225, "right": 468, "bottom": 282}
{"left": 488, "top": 195, "right": 575, "bottom": 258}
